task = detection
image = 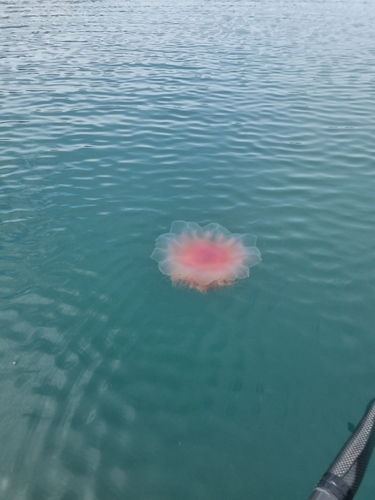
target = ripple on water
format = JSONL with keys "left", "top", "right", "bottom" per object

{"left": 1, "top": 0, "right": 375, "bottom": 499}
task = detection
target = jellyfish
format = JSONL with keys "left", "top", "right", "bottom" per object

{"left": 151, "top": 221, "right": 261, "bottom": 292}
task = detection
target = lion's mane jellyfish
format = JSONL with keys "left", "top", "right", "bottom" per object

{"left": 151, "top": 221, "right": 261, "bottom": 292}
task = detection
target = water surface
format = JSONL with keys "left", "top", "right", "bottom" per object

{"left": 1, "top": 1, "right": 375, "bottom": 499}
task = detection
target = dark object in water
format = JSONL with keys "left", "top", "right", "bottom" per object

{"left": 308, "top": 399, "right": 375, "bottom": 499}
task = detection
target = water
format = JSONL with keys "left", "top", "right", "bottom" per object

{"left": 1, "top": 0, "right": 375, "bottom": 498}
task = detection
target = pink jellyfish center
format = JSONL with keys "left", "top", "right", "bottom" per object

{"left": 174, "top": 239, "right": 234, "bottom": 271}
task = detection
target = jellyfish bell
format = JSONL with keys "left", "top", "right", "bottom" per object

{"left": 151, "top": 221, "right": 261, "bottom": 292}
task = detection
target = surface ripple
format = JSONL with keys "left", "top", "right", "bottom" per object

{"left": 1, "top": 1, "right": 375, "bottom": 499}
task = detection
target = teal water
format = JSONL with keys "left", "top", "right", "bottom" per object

{"left": 1, "top": 1, "right": 375, "bottom": 499}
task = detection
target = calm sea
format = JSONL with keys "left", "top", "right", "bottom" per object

{"left": 1, "top": 1, "right": 375, "bottom": 499}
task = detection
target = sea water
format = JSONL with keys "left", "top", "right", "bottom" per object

{"left": 1, "top": 1, "right": 375, "bottom": 499}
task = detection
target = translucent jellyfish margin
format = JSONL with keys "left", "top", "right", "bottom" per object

{"left": 150, "top": 221, "right": 262, "bottom": 292}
